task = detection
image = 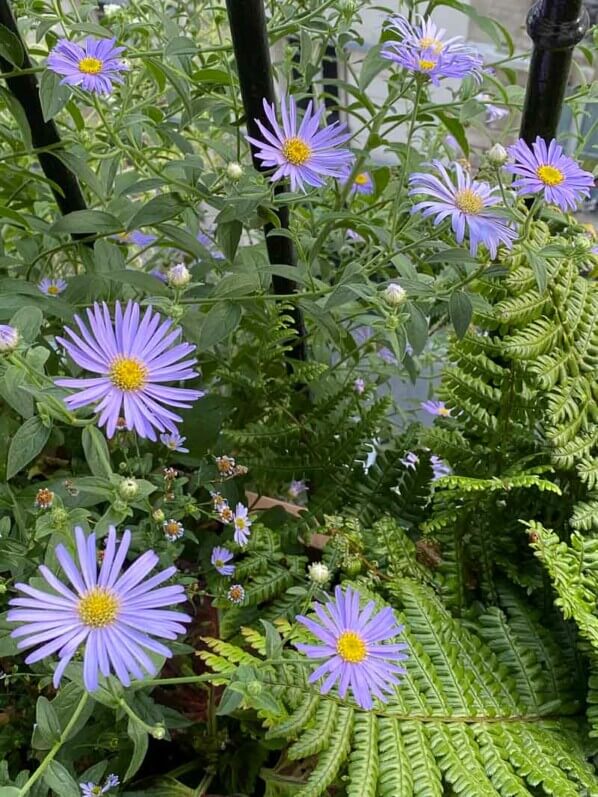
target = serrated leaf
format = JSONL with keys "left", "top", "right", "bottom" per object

{"left": 7, "top": 416, "right": 51, "bottom": 479}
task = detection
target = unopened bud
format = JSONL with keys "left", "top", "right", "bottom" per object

{"left": 151, "top": 724, "right": 166, "bottom": 740}
{"left": 307, "top": 562, "right": 330, "bottom": 585}
{"left": 167, "top": 263, "right": 191, "bottom": 287}
{"left": 152, "top": 509, "right": 165, "bottom": 523}
{"left": 227, "top": 162, "right": 243, "bottom": 180}
{"left": 118, "top": 478, "right": 139, "bottom": 501}
{"left": 487, "top": 143, "right": 508, "bottom": 166}
{"left": 0, "top": 325, "right": 19, "bottom": 353}
{"left": 384, "top": 283, "right": 407, "bottom": 307}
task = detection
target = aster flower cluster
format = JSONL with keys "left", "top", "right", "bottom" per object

{"left": 382, "top": 14, "right": 483, "bottom": 84}
{"left": 211, "top": 493, "right": 252, "bottom": 546}
{"left": 247, "top": 96, "right": 354, "bottom": 193}
{"left": 296, "top": 586, "right": 408, "bottom": 710}
{"left": 55, "top": 301, "right": 204, "bottom": 441}
{"left": 8, "top": 526, "right": 190, "bottom": 691}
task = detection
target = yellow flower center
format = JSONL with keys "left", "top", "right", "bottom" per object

{"left": 78, "top": 56, "right": 103, "bottom": 75}
{"left": 336, "top": 631, "right": 367, "bottom": 663}
{"left": 419, "top": 36, "right": 443, "bottom": 53}
{"left": 109, "top": 356, "right": 148, "bottom": 391}
{"left": 282, "top": 137, "right": 312, "bottom": 166}
{"left": 418, "top": 59, "right": 437, "bottom": 72}
{"left": 215, "top": 559, "right": 224, "bottom": 568}
{"left": 47, "top": 285, "right": 60, "bottom": 295}
{"left": 355, "top": 173, "right": 370, "bottom": 185}
{"left": 536, "top": 164, "right": 564, "bottom": 187}
{"left": 78, "top": 587, "right": 119, "bottom": 628}
{"left": 235, "top": 518, "right": 246, "bottom": 530}
{"left": 438, "top": 406, "right": 451, "bottom": 417}
{"left": 165, "top": 521, "right": 181, "bottom": 536}
{"left": 454, "top": 188, "right": 484, "bottom": 215}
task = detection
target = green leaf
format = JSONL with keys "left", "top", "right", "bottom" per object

{"left": 6, "top": 416, "right": 52, "bottom": 479}
{"left": 39, "top": 70, "right": 71, "bottom": 122}
{"left": 0, "top": 24, "right": 23, "bottom": 66}
{"left": 216, "top": 686, "right": 244, "bottom": 716}
{"left": 216, "top": 220, "right": 242, "bottom": 261}
{"left": 197, "top": 302, "right": 242, "bottom": 350}
{"left": 359, "top": 45, "right": 388, "bottom": 90}
{"left": 526, "top": 247, "right": 548, "bottom": 294}
{"left": 0, "top": 788, "right": 21, "bottom": 797}
{"left": 125, "top": 717, "right": 149, "bottom": 781}
{"left": 406, "top": 303, "right": 428, "bottom": 355}
{"left": 103, "top": 270, "right": 169, "bottom": 296}
{"left": 435, "top": 111, "right": 469, "bottom": 158}
{"left": 128, "top": 194, "right": 185, "bottom": 229}
{"left": 448, "top": 291, "right": 473, "bottom": 339}
{"left": 50, "top": 210, "right": 121, "bottom": 236}
{"left": 43, "top": 761, "right": 80, "bottom": 797}
{"left": 35, "top": 696, "right": 61, "bottom": 745}
{"left": 82, "top": 426, "right": 113, "bottom": 479}
{"left": 165, "top": 36, "right": 197, "bottom": 57}
{"left": 10, "top": 305, "right": 43, "bottom": 342}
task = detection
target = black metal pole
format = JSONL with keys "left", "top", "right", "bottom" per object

{"left": 520, "top": 0, "right": 590, "bottom": 143}
{"left": 225, "top": 0, "right": 307, "bottom": 361}
{"left": 0, "top": 0, "right": 88, "bottom": 222}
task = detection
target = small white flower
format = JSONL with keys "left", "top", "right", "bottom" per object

{"left": 307, "top": 562, "right": 330, "bottom": 585}
{"left": 168, "top": 263, "right": 191, "bottom": 287}
{"left": 384, "top": 283, "right": 407, "bottom": 306}
{"left": 102, "top": 3, "right": 122, "bottom": 15}
{"left": 227, "top": 162, "right": 243, "bottom": 180}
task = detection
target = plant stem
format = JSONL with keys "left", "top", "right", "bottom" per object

{"left": 17, "top": 692, "right": 89, "bottom": 797}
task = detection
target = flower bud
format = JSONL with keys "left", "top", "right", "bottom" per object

{"left": 227, "top": 162, "right": 243, "bottom": 180}
{"left": 167, "top": 263, "right": 191, "bottom": 287}
{"left": 119, "top": 478, "right": 139, "bottom": 501}
{"left": 383, "top": 283, "right": 407, "bottom": 307}
{"left": 307, "top": 562, "right": 330, "bottom": 585}
{"left": 0, "top": 325, "right": 19, "bottom": 353}
{"left": 151, "top": 724, "right": 166, "bottom": 740}
{"left": 487, "top": 143, "right": 508, "bottom": 166}
{"left": 103, "top": 3, "right": 122, "bottom": 15}
{"left": 152, "top": 509, "right": 165, "bottom": 523}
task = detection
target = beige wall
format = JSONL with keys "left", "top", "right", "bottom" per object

{"left": 469, "top": 0, "right": 533, "bottom": 50}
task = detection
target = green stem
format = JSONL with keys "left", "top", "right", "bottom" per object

{"left": 17, "top": 692, "right": 89, "bottom": 797}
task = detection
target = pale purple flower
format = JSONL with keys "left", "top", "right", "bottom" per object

{"left": 55, "top": 300, "right": 204, "bottom": 440}
{"left": 47, "top": 37, "right": 127, "bottom": 94}
{"left": 431, "top": 455, "right": 451, "bottom": 481}
{"left": 401, "top": 452, "right": 419, "bottom": 470}
{"left": 505, "top": 137, "right": 594, "bottom": 211}
{"left": 295, "top": 585, "right": 408, "bottom": 710}
{"left": 163, "top": 519, "right": 184, "bottom": 542}
{"left": 197, "top": 232, "right": 225, "bottom": 260}
{"left": 288, "top": 479, "right": 308, "bottom": 499}
{"left": 378, "top": 347, "right": 397, "bottom": 365}
{"left": 354, "top": 378, "right": 365, "bottom": 395}
{"left": 421, "top": 399, "right": 451, "bottom": 418}
{"left": 233, "top": 503, "right": 252, "bottom": 546}
{"left": 160, "top": 432, "right": 188, "bottom": 453}
{"left": 39, "top": 278, "right": 67, "bottom": 297}
{"left": 246, "top": 96, "right": 354, "bottom": 193}
{"left": 486, "top": 104, "right": 508, "bottom": 124}
{"left": 8, "top": 526, "right": 190, "bottom": 692}
{"left": 150, "top": 268, "right": 167, "bottom": 283}
{"left": 0, "top": 325, "right": 19, "bottom": 352}
{"left": 348, "top": 172, "right": 374, "bottom": 195}
{"left": 128, "top": 230, "right": 157, "bottom": 247}
{"left": 80, "top": 774, "right": 119, "bottom": 796}
{"left": 409, "top": 161, "right": 517, "bottom": 258}
{"left": 346, "top": 229, "right": 365, "bottom": 243}
{"left": 167, "top": 263, "right": 190, "bottom": 287}
{"left": 211, "top": 546, "right": 235, "bottom": 576}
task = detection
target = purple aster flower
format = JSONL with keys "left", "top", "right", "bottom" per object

{"left": 431, "top": 455, "right": 451, "bottom": 481}
{"left": 346, "top": 229, "right": 365, "bottom": 243}
{"left": 80, "top": 774, "right": 120, "bottom": 796}
{"left": 382, "top": 15, "right": 483, "bottom": 84}
{"left": 233, "top": 503, "right": 252, "bottom": 546}
{"left": 421, "top": 399, "right": 451, "bottom": 417}
{"left": 160, "top": 432, "right": 188, "bottom": 453}
{"left": 295, "top": 585, "right": 408, "bottom": 710}
{"left": 354, "top": 377, "right": 365, "bottom": 395}
{"left": 348, "top": 172, "right": 374, "bottom": 195}
{"left": 288, "top": 479, "right": 308, "bottom": 499}
{"left": 8, "top": 526, "right": 190, "bottom": 692}
{"left": 211, "top": 546, "right": 235, "bottom": 577}
{"left": 246, "top": 96, "right": 354, "bottom": 193}
{"left": 401, "top": 451, "right": 420, "bottom": 470}
{"left": 409, "top": 161, "right": 517, "bottom": 258}
{"left": 39, "top": 277, "right": 67, "bottom": 297}
{"left": 163, "top": 519, "right": 184, "bottom": 542}
{"left": 505, "top": 137, "right": 594, "bottom": 211}
{"left": 128, "top": 230, "right": 157, "bottom": 247}
{"left": 352, "top": 326, "right": 373, "bottom": 345}
{"left": 197, "top": 232, "right": 225, "bottom": 260}
{"left": 54, "top": 301, "right": 204, "bottom": 440}
{"left": 476, "top": 94, "right": 508, "bottom": 124}
{"left": 47, "top": 37, "right": 127, "bottom": 95}
{"left": 378, "top": 347, "right": 397, "bottom": 365}
{"left": 0, "top": 325, "right": 19, "bottom": 353}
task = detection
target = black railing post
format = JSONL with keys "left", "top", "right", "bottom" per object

{"left": 225, "top": 0, "right": 307, "bottom": 361}
{"left": 0, "top": 0, "right": 88, "bottom": 222}
{"left": 520, "top": 0, "right": 590, "bottom": 144}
